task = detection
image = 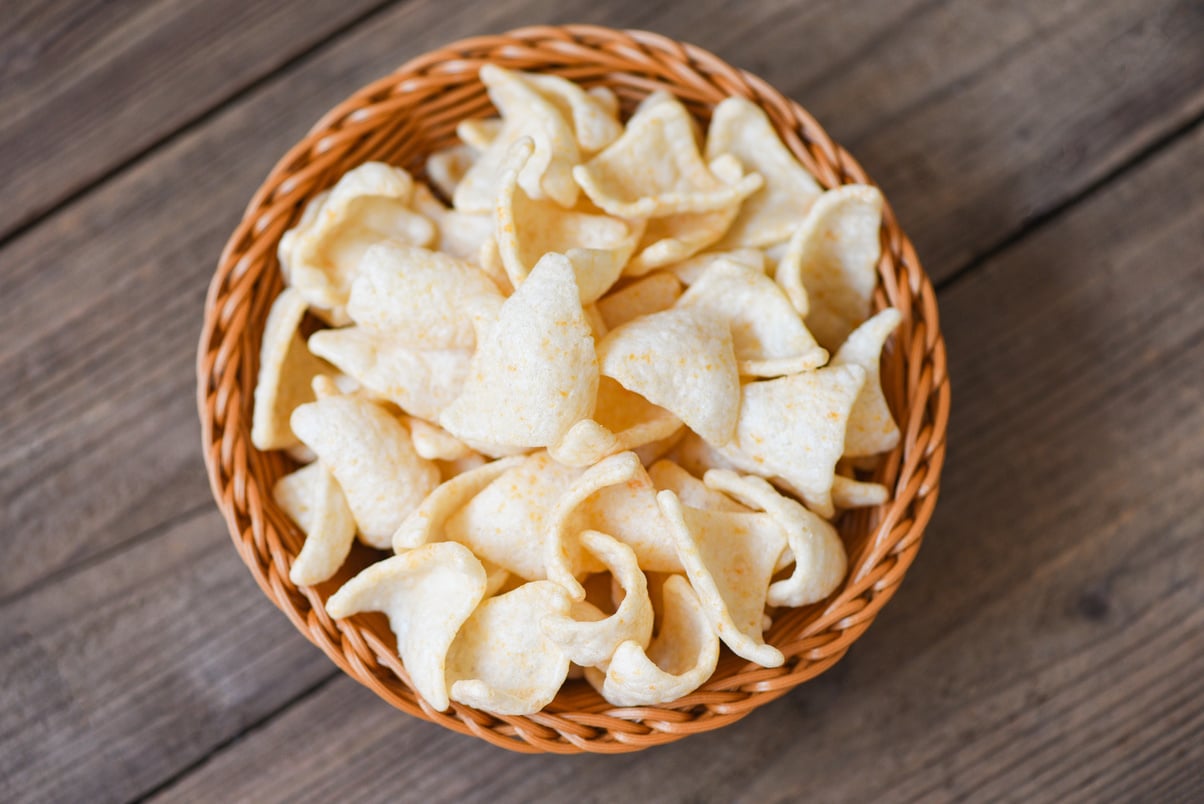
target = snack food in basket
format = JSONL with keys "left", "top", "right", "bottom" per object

{"left": 249, "top": 66, "right": 903, "bottom": 716}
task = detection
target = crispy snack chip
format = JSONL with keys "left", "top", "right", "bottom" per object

{"left": 440, "top": 253, "right": 598, "bottom": 449}
{"left": 656, "top": 490, "right": 786, "bottom": 666}
{"left": 556, "top": 453, "right": 685, "bottom": 574}
{"left": 410, "top": 185, "right": 494, "bottom": 262}
{"left": 393, "top": 456, "right": 524, "bottom": 552}
{"left": 454, "top": 66, "right": 583, "bottom": 212}
{"left": 633, "top": 89, "right": 697, "bottom": 130}
{"left": 595, "top": 272, "right": 683, "bottom": 330}
{"left": 405, "top": 417, "right": 475, "bottom": 461}
{"left": 678, "top": 258, "right": 827, "bottom": 377}
{"left": 622, "top": 155, "right": 750, "bottom": 275}
{"left": 583, "top": 301, "right": 609, "bottom": 340}
{"left": 551, "top": 377, "right": 682, "bottom": 468}
{"left": 279, "top": 187, "right": 328, "bottom": 282}
{"left": 704, "top": 470, "right": 846, "bottom": 608}
{"left": 648, "top": 459, "right": 747, "bottom": 513}
{"left": 517, "top": 71, "right": 622, "bottom": 153}
{"left": 545, "top": 452, "right": 647, "bottom": 598}
{"left": 667, "top": 430, "right": 739, "bottom": 478}
{"left": 290, "top": 395, "right": 439, "bottom": 547}
{"left": 587, "top": 574, "right": 719, "bottom": 706}
{"left": 832, "top": 308, "right": 903, "bottom": 456}
{"left": 443, "top": 452, "right": 598, "bottom": 581}
{"left": 475, "top": 236, "right": 516, "bottom": 295}
{"left": 307, "top": 327, "right": 471, "bottom": 422}
{"left": 326, "top": 542, "right": 487, "bottom": 711}
{"left": 446, "top": 581, "right": 573, "bottom": 715}
{"left": 774, "top": 185, "right": 883, "bottom": 349}
{"left": 436, "top": 453, "right": 490, "bottom": 481}
{"left": 586, "top": 85, "right": 620, "bottom": 117}
{"left": 832, "top": 475, "right": 890, "bottom": 509}
{"left": 458, "top": 71, "right": 620, "bottom": 159}
{"left": 456, "top": 117, "right": 503, "bottom": 151}
{"left": 632, "top": 427, "right": 687, "bottom": 467}
{"left": 542, "top": 530, "right": 654, "bottom": 666}
{"left": 425, "top": 143, "right": 476, "bottom": 200}
{"left": 662, "top": 247, "right": 765, "bottom": 286}
{"left": 251, "top": 288, "right": 336, "bottom": 451}
{"left": 706, "top": 96, "right": 822, "bottom": 248}
{"left": 597, "top": 307, "right": 740, "bottom": 444}
{"left": 311, "top": 374, "right": 345, "bottom": 399}
{"left": 274, "top": 461, "right": 356, "bottom": 586}
{"left": 573, "top": 93, "right": 763, "bottom": 218}
{"left": 280, "top": 163, "right": 435, "bottom": 316}
{"left": 346, "top": 243, "right": 503, "bottom": 350}
{"left": 719, "top": 364, "right": 866, "bottom": 518}
{"left": 495, "top": 139, "right": 639, "bottom": 301}
{"left": 624, "top": 204, "right": 739, "bottom": 276}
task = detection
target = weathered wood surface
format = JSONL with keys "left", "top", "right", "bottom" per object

{"left": 0, "top": 0, "right": 393, "bottom": 240}
{"left": 0, "top": 508, "right": 334, "bottom": 802}
{"left": 0, "top": 0, "right": 1201, "bottom": 800}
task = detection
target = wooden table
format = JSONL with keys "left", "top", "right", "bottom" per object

{"left": 2, "top": 2, "right": 1202, "bottom": 801}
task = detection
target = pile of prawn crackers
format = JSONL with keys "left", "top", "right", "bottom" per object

{"left": 253, "top": 66, "right": 902, "bottom": 715}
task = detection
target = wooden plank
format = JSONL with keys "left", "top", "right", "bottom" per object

{"left": 0, "top": 508, "right": 334, "bottom": 803}
{"left": 2, "top": 0, "right": 1200, "bottom": 602}
{"left": 0, "top": 0, "right": 393, "bottom": 239}
{"left": 149, "top": 113, "right": 1204, "bottom": 803}
{"left": 792, "top": 0, "right": 1204, "bottom": 274}
{"left": 1, "top": 1, "right": 1202, "bottom": 796}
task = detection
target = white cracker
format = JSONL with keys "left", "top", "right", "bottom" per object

{"left": 706, "top": 96, "right": 822, "bottom": 248}
{"left": 678, "top": 257, "right": 827, "bottom": 377}
{"left": 326, "top": 543, "right": 487, "bottom": 711}
{"left": 439, "top": 253, "right": 598, "bottom": 450}
{"left": 274, "top": 461, "right": 357, "bottom": 586}
{"left": 832, "top": 308, "right": 903, "bottom": 456}
{"left": 542, "top": 530, "right": 654, "bottom": 666}
{"left": 774, "top": 185, "right": 883, "bottom": 349}
{"left": 597, "top": 306, "right": 740, "bottom": 444}
{"left": 446, "top": 580, "right": 573, "bottom": 715}
{"left": 656, "top": 490, "right": 786, "bottom": 666}
{"left": 290, "top": 395, "right": 439, "bottom": 547}
{"left": 251, "top": 288, "right": 336, "bottom": 451}
{"left": 587, "top": 574, "right": 720, "bottom": 706}
{"left": 718, "top": 364, "right": 866, "bottom": 518}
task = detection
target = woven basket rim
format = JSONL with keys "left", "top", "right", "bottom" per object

{"left": 197, "top": 23, "right": 950, "bottom": 754}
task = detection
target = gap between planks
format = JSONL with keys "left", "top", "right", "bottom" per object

{"left": 129, "top": 672, "right": 345, "bottom": 804}
{"left": 0, "top": 500, "right": 212, "bottom": 610}
{"left": 0, "top": 0, "right": 410, "bottom": 253}
{"left": 934, "top": 106, "right": 1204, "bottom": 295}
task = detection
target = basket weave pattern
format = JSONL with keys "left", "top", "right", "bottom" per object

{"left": 198, "top": 25, "right": 949, "bottom": 754}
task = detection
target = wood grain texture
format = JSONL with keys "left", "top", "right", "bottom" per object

{"left": 3, "top": 0, "right": 1200, "bottom": 602}
{"left": 151, "top": 116, "right": 1204, "bottom": 804}
{"left": 0, "top": 0, "right": 1202, "bottom": 799}
{"left": 0, "top": 509, "right": 334, "bottom": 803}
{"left": 0, "top": 0, "right": 393, "bottom": 240}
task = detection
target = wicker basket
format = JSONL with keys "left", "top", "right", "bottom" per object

{"left": 198, "top": 24, "right": 949, "bottom": 754}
